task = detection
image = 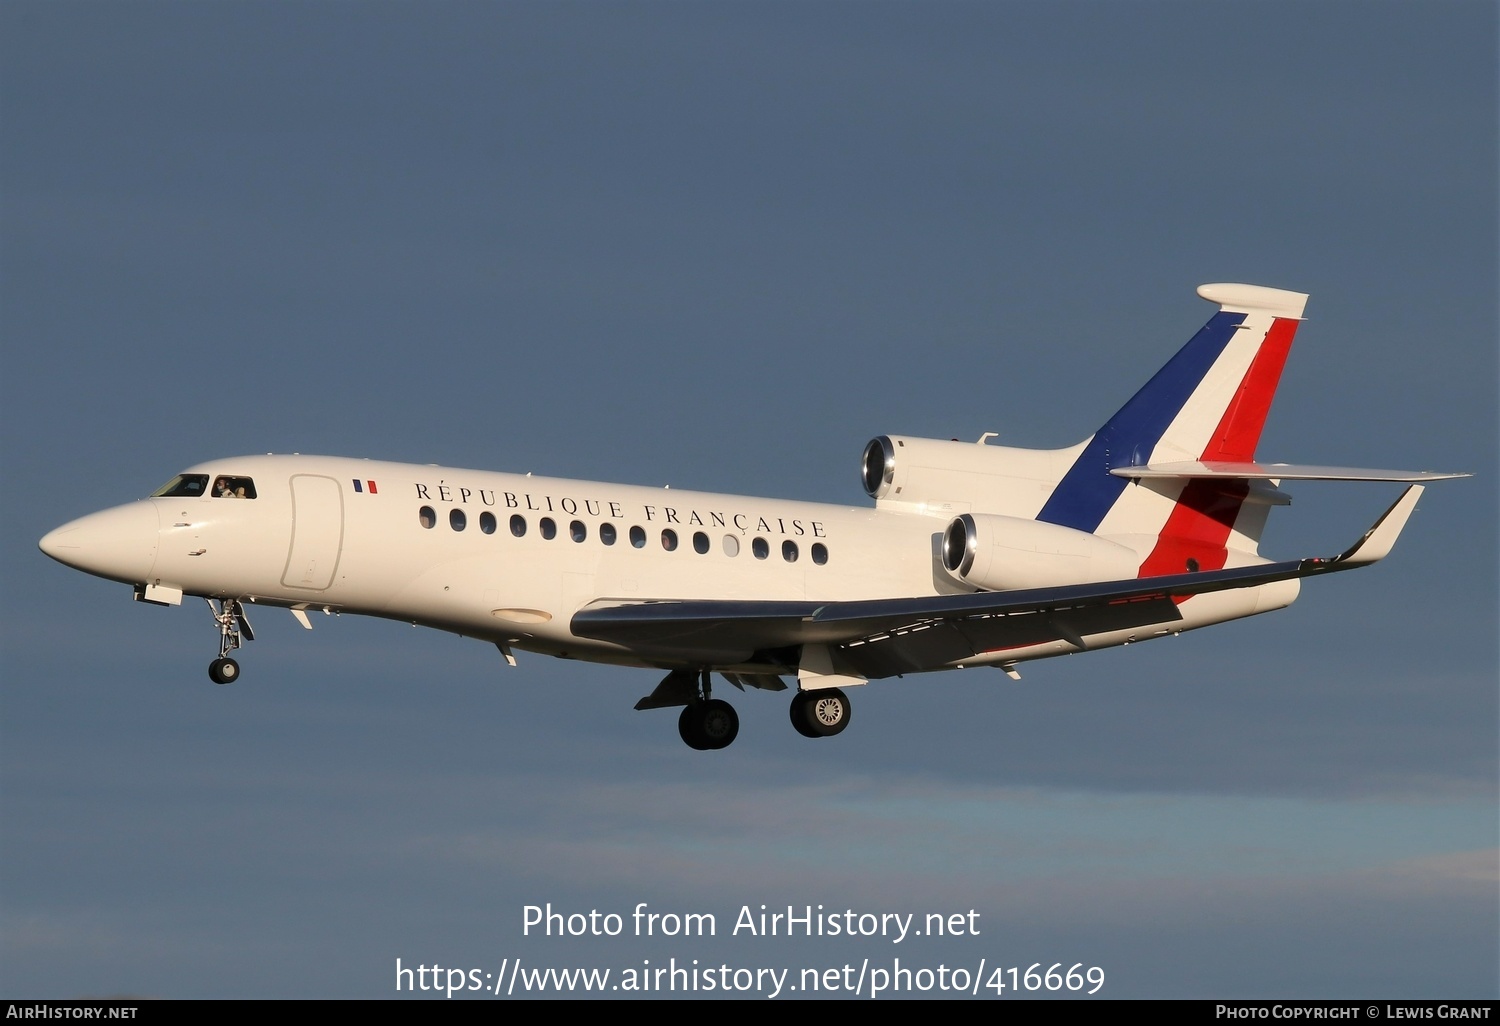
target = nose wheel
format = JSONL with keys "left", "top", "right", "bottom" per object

{"left": 205, "top": 598, "right": 253, "bottom": 684}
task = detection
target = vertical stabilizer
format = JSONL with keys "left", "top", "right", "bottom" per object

{"left": 1037, "top": 283, "right": 1309, "bottom": 573}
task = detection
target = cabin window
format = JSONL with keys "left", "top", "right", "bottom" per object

{"left": 211, "top": 476, "right": 257, "bottom": 499}
{"left": 570, "top": 520, "right": 587, "bottom": 542}
{"left": 782, "top": 540, "right": 799, "bottom": 562}
{"left": 630, "top": 526, "right": 647, "bottom": 548}
{"left": 419, "top": 506, "right": 436, "bottom": 529}
{"left": 479, "top": 512, "right": 496, "bottom": 535}
{"left": 722, "top": 535, "right": 740, "bottom": 557}
{"left": 152, "top": 474, "right": 209, "bottom": 498}
{"left": 752, "top": 537, "right": 769, "bottom": 560}
{"left": 600, "top": 523, "right": 617, "bottom": 546}
{"left": 450, "top": 509, "right": 467, "bottom": 531}
{"left": 692, "top": 531, "right": 710, "bottom": 554}
{"left": 540, "top": 517, "right": 557, "bottom": 540}
{"left": 661, "top": 529, "right": 678, "bottom": 552}
{"left": 811, "top": 542, "right": 828, "bottom": 565}
{"left": 510, "top": 514, "right": 527, "bottom": 537}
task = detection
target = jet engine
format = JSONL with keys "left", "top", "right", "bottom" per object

{"left": 861, "top": 435, "right": 1020, "bottom": 501}
{"left": 860, "top": 434, "right": 1081, "bottom": 518}
{"left": 940, "top": 512, "right": 1140, "bottom": 592}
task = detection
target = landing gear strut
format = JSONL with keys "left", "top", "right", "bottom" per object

{"left": 790, "top": 687, "right": 851, "bottom": 738}
{"left": 676, "top": 670, "right": 739, "bottom": 750}
{"left": 206, "top": 598, "right": 253, "bottom": 685}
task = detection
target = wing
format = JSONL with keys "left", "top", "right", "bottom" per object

{"left": 572, "top": 487, "right": 1425, "bottom": 678}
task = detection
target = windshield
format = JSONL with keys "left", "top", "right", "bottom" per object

{"left": 151, "top": 473, "right": 257, "bottom": 499}
{"left": 152, "top": 474, "right": 209, "bottom": 498}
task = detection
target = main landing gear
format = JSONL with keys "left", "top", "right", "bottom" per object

{"left": 206, "top": 598, "right": 253, "bottom": 685}
{"left": 644, "top": 670, "right": 855, "bottom": 749}
{"left": 789, "top": 687, "right": 851, "bottom": 738}
{"left": 677, "top": 670, "right": 739, "bottom": 751}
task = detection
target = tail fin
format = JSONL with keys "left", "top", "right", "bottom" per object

{"left": 1037, "top": 283, "right": 1309, "bottom": 571}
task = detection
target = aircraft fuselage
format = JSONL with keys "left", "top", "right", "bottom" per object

{"left": 42, "top": 453, "right": 1286, "bottom": 675}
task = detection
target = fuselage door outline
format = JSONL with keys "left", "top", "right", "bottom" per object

{"left": 281, "top": 474, "right": 345, "bottom": 591}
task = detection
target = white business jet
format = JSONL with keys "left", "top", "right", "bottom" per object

{"left": 39, "top": 284, "right": 1466, "bottom": 750}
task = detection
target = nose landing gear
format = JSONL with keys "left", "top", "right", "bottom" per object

{"left": 206, "top": 598, "right": 253, "bottom": 685}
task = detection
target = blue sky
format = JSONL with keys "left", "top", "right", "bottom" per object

{"left": 2, "top": 0, "right": 1495, "bottom": 999}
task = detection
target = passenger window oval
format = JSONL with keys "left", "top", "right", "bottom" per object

{"left": 510, "top": 514, "right": 527, "bottom": 537}
{"left": 540, "top": 517, "right": 557, "bottom": 540}
{"left": 479, "top": 511, "right": 496, "bottom": 534}
{"left": 752, "top": 537, "right": 769, "bottom": 559}
{"left": 419, "top": 506, "right": 436, "bottom": 529}
{"left": 811, "top": 542, "right": 828, "bottom": 565}
{"left": 450, "top": 508, "right": 467, "bottom": 531}
{"left": 600, "top": 523, "right": 617, "bottom": 546}
{"left": 661, "top": 529, "right": 678, "bottom": 551}
{"left": 722, "top": 535, "right": 740, "bottom": 557}
{"left": 782, "top": 540, "right": 798, "bottom": 562}
{"left": 570, "top": 520, "right": 587, "bottom": 543}
{"left": 630, "top": 526, "right": 646, "bottom": 548}
{"left": 692, "top": 531, "right": 709, "bottom": 554}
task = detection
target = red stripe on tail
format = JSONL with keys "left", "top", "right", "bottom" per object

{"left": 1139, "top": 317, "right": 1299, "bottom": 582}
{"left": 1204, "top": 317, "right": 1299, "bottom": 461}
{"left": 1137, "top": 478, "right": 1249, "bottom": 579}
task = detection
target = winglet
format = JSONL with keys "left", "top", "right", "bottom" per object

{"left": 1331, "top": 485, "right": 1424, "bottom": 566}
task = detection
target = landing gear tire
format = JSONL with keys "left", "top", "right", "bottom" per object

{"left": 791, "top": 687, "right": 850, "bottom": 737}
{"left": 698, "top": 699, "right": 739, "bottom": 749}
{"left": 209, "top": 657, "right": 240, "bottom": 685}
{"left": 789, "top": 691, "right": 821, "bottom": 738}
{"left": 678, "top": 699, "right": 739, "bottom": 750}
{"left": 678, "top": 705, "right": 709, "bottom": 750}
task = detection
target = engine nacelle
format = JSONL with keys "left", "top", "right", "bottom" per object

{"left": 860, "top": 434, "right": 1082, "bottom": 519}
{"left": 941, "top": 512, "right": 1141, "bottom": 591}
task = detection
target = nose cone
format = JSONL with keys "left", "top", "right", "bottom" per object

{"left": 40, "top": 501, "right": 160, "bottom": 584}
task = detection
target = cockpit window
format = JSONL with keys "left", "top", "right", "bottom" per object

{"left": 152, "top": 474, "right": 209, "bottom": 498}
{"left": 211, "top": 476, "right": 257, "bottom": 499}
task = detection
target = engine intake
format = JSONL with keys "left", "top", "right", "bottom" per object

{"left": 861, "top": 437, "right": 897, "bottom": 499}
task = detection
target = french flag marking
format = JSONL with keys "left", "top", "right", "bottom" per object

{"left": 1137, "top": 316, "right": 1301, "bottom": 579}
{"left": 1038, "top": 310, "right": 1247, "bottom": 533}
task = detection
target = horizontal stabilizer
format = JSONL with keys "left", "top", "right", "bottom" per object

{"left": 1109, "top": 461, "right": 1469, "bottom": 482}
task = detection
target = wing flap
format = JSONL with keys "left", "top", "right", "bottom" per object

{"left": 836, "top": 595, "right": 1184, "bottom": 677}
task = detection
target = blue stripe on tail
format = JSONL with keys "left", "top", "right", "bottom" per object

{"left": 1037, "top": 310, "right": 1247, "bottom": 533}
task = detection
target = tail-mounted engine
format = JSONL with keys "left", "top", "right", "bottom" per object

{"left": 860, "top": 434, "right": 1082, "bottom": 518}
{"left": 940, "top": 512, "right": 1140, "bottom": 592}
